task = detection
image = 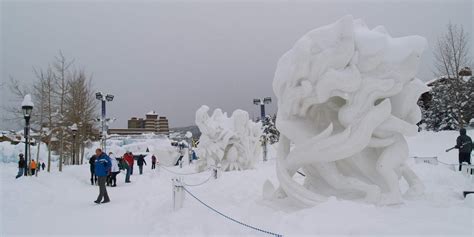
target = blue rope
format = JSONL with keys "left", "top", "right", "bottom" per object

{"left": 182, "top": 187, "right": 283, "bottom": 237}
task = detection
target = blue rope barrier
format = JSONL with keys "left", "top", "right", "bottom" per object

{"left": 182, "top": 187, "right": 283, "bottom": 237}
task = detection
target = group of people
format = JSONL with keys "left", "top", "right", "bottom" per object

{"left": 15, "top": 154, "right": 46, "bottom": 179}
{"left": 89, "top": 149, "right": 159, "bottom": 204}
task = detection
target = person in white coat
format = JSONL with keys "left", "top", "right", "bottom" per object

{"left": 107, "top": 152, "right": 121, "bottom": 187}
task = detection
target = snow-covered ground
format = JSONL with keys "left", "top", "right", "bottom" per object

{"left": 1, "top": 131, "right": 473, "bottom": 236}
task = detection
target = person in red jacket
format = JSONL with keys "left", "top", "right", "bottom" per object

{"left": 123, "top": 152, "right": 133, "bottom": 183}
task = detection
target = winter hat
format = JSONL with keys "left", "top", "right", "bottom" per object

{"left": 460, "top": 128, "right": 467, "bottom": 135}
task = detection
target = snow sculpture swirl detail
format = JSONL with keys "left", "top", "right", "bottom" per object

{"left": 195, "top": 105, "right": 262, "bottom": 172}
{"left": 266, "top": 16, "right": 429, "bottom": 206}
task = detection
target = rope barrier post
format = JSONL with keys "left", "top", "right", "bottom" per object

{"left": 462, "top": 164, "right": 474, "bottom": 198}
{"left": 172, "top": 177, "right": 185, "bottom": 211}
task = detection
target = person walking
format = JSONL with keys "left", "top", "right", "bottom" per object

{"left": 108, "top": 152, "right": 120, "bottom": 187}
{"left": 30, "top": 160, "right": 37, "bottom": 175}
{"left": 137, "top": 154, "right": 147, "bottom": 175}
{"left": 128, "top": 152, "right": 135, "bottom": 175}
{"left": 94, "top": 148, "right": 112, "bottom": 204}
{"left": 15, "top": 154, "right": 26, "bottom": 179}
{"left": 123, "top": 152, "right": 133, "bottom": 183}
{"left": 455, "top": 128, "right": 473, "bottom": 171}
{"left": 89, "top": 155, "right": 98, "bottom": 185}
{"left": 175, "top": 147, "right": 185, "bottom": 166}
{"left": 151, "top": 155, "right": 157, "bottom": 169}
{"left": 41, "top": 162, "right": 45, "bottom": 171}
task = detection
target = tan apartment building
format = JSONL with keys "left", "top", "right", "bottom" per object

{"left": 109, "top": 111, "right": 170, "bottom": 135}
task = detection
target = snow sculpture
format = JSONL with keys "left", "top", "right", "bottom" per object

{"left": 195, "top": 105, "right": 262, "bottom": 172}
{"left": 265, "top": 15, "right": 428, "bottom": 206}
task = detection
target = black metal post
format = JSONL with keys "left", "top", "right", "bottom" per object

{"left": 24, "top": 117, "right": 30, "bottom": 176}
{"left": 72, "top": 133, "right": 76, "bottom": 165}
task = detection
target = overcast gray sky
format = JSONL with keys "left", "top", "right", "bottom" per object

{"left": 1, "top": 0, "right": 472, "bottom": 129}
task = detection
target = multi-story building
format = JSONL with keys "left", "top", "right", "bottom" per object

{"left": 109, "top": 111, "right": 170, "bottom": 136}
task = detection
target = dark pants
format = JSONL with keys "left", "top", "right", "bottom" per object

{"left": 31, "top": 169, "right": 36, "bottom": 175}
{"left": 152, "top": 162, "right": 156, "bottom": 169}
{"left": 90, "top": 169, "right": 97, "bottom": 185}
{"left": 96, "top": 176, "right": 110, "bottom": 202}
{"left": 459, "top": 152, "right": 472, "bottom": 172}
{"left": 110, "top": 171, "right": 119, "bottom": 186}
{"left": 16, "top": 168, "right": 24, "bottom": 179}
{"left": 139, "top": 165, "right": 143, "bottom": 175}
{"left": 125, "top": 167, "right": 131, "bottom": 182}
{"left": 175, "top": 156, "right": 184, "bottom": 166}
{"left": 130, "top": 165, "right": 134, "bottom": 175}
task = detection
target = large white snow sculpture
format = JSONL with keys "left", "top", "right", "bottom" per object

{"left": 195, "top": 105, "right": 262, "bottom": 172}
{"left": 265, "top": 15, "right": 428, "bottom": 206}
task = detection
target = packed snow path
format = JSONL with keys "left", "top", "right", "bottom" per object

{"left": 1, "top": 131, "right": 473, "bottom": 236}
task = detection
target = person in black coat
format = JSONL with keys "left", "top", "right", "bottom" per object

{"left": 89, "top": 155, "right": 98, "bottom": 185}
{"left": 136, "top": 154, "right": 147, "bottom": 175}
{"left": 15, "top": 154, "right": 26, "bottom": 179}
{"left": 456, "top": 128, "right": 473, "bottom": 171}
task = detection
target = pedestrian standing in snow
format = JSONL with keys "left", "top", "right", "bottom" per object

{"left": 30, "top": 160, "right": 37, "bottom": 175}
{"left": 108, "top": 152, "right": 120, "bottom": 187}
{"left": 41, "top": 162, "right": 45, "bottom": 171}
{"left": 89, "top": 155, "right": 98, "bottom": 185}
{"left": 455, "top": 128, "right": 473, "bottom": 171}
{"left": 151, "top": 155, "right": 157, "bottom": 169}
{"left": 128, "top": 152, "right": 135, "bottom": 175}
{"left": 175, "top": 147, "right": 185, "bottom": 166}
{"left": 123, "top": 152, "right": 133, "bottom": 183}
{"left": 15, "top": 154, "right": 26, "bottom": 179}
{"left": 94, "top": 148, "right": 112, "bottom": 204}
{"left": 137, "top": 154, "right": 147, "bottom": 175}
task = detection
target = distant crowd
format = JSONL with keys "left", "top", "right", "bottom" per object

{"left": 15, "top": 154, "right": 46, "bottom": 178}
{"left": 89, "top": 149, "right": 158, "bottom": 204}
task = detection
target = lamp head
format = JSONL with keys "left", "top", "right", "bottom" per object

{"left": 105, "top": 94, "right": 114, "bottom": 102}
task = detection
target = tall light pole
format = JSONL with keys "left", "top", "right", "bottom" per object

{"left": 253, "top": 97, "right": 272, "bottom": 161}
{"left": 22, "top": 95, "right": 34, "bottom": 176}
{"left": 95, "top": 92, "right": 114, "bottom": 153}
{"left": 70, "top": 123, "right": 78, "bottom": 165}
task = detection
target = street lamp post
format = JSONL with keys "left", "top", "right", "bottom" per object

{"left": 253, "top": 97, "right": 272, "bottom": 162}
{"left": 71, "top": 123, "right": 78, "bottom": 165}
{"left": 95, "top": 92, "right": 114, "bottom": 153}
{"left": 22, "top": 95, "right": 34, "bottom": 176}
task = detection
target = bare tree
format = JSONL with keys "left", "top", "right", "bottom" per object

{"left": 432, "top": 23, "right": 472, "bottom": 127}
{"left": 52, "top": 51, "right": 74, "bottom": 171}
{"left": 33, "top": 67, "right": 57, "bottom": 172}
{"left": 64, "top": 70, "right": 97, "bottom": 165}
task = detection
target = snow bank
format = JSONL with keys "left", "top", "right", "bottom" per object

{"left": 0, "top": 142, "right": 53, "bottom": 163}
{"left": 84, "top": 135, "right": 180, "bottom": 166}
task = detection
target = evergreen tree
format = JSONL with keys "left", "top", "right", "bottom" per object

{"left": 261, "top": 115, "right": 280, "bottom": 144}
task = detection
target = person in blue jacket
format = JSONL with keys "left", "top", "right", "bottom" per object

{"left": 94, "top": 148, "right": 112, "bottom": 204}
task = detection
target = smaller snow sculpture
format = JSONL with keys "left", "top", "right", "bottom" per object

{"left": 195, "top": 105, "right": 262, "bottom": 172}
